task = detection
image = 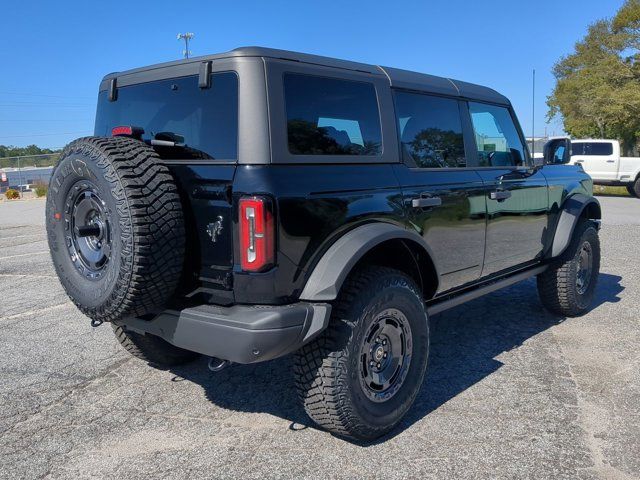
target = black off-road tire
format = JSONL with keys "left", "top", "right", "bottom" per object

{"left": 627, "top": 179, "right": 640, "bottom": 198}
{"left": 46, "top": 136, "right": 185, "bottom": 324}
{"left": 293, "top": 266, "right": 429, "bottom": 440}
{"left": 112, "top": 325, "right": 199, "bottom": 367}
{"left": 537, "top": 220, "right": 600, "bottom": 316}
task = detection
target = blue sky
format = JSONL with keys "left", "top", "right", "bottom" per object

{"left": 0, "top": 0, "right": 625, "bottom": 149}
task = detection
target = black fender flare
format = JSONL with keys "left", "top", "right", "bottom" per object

{"left": 550, "top": 194, "right": 601, "bottom": 258}
{"left": 299, "top": 223, "right": 439, "bottom": 301}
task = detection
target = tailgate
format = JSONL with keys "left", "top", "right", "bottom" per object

{"left": 169, "top": 164, "right": 236, "bottom": 299}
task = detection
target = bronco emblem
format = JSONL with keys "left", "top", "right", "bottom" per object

{"left": 206, "top": 216, "right": 224, "bottom": 243}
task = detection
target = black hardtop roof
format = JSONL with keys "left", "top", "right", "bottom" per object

{"left": 101, "top": 46, "right": 509, "bottom": 105}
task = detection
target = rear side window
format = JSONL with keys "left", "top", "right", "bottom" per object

{"left": 284, "top": 74, "right": 382, "bottom": 156}
{"left": 94, "top": 72, "right": 238, "bottom": 160}
{"left": 393, "top": 91, "right": 466, "bottom": 168}
{"left": 572, "top": 142, "right": 613, "bottom": 156}
{"left": 469, "top": 102, "right": 527, "bottom": 167}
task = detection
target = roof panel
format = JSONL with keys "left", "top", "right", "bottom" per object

{"left": 100, "top": 46, "right": 511, "bottom": 105}
{"left": 449, "top": 79, "right": 510, "bottom": 105}
{"left": 378, "top": 66, "right": 459, "bottom": 97}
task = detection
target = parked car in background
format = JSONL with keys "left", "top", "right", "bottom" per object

{"left": 567, "top": 139, "right": 640, "bottom": 197}
{"left": 8, "top": 184, "right": 34, "bottom": 193}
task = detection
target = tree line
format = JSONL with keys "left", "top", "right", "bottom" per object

{"left": 548, "top": 0, "right": 640, "bottom": 155}
{"left": 0, "top": 145, "right": 60, "bottom": 169}
{"left": 0, "top": 144, "right": 59, "bottom": 158}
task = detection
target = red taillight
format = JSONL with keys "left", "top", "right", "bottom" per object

{"left": 239, "top": 196, "right": 274, "bottom": 272}
{"left": 111, "top": 125, "right": 144, "bottom": 138}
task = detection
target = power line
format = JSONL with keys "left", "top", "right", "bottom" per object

{"left": 0, "top": 92, "right": 95, "bottom": 100}
{"left": 0, "top": 131, "right": 92, "bottom": 139}
{"left": 0, "top": 104, "right": 93, "bottom": 108}
{"left": 0, "top": 119, "right": 93, "bottom": 122}
{"left": 0, "top": 101, "right": 92, "bottom": 106}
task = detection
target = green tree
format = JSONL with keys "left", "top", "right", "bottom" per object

{"left": 0, "top": 144, "right": 60, "bottom": 168}
{"left": 548, "top": 0, "right": 640, "bottom": 155}
{"left": 0, "top": 144, "right": 58, "bottom": 158}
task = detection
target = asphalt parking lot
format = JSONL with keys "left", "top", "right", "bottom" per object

{"left": 0, "top": 195, "right": 638, "bottom": 480}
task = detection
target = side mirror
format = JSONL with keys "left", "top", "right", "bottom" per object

{"left": 543, "top": 138, "right": 572, "bottom": 165}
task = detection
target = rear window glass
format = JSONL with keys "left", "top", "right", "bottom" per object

{"left": 283, "top": 74, "right": 382, "bottom": 156}
{"left": 571, "top": 142, "right": 613, "bottom": 156}
{"left": 94, "top": 72, "right": 238, "bottom": 160}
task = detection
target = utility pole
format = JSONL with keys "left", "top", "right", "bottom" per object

{"left": 177, "top": 33, "right": 194, "bottom": 59}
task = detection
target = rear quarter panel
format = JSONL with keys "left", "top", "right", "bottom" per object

{"left": 231, "top": 164, "right": 405, "bottom": 304}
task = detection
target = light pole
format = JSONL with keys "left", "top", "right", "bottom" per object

{"left": 17, "top": 156, "right": 23, "bottom": 198}
{"left": 177, "top": 33, "right": 194, "bottom": 59}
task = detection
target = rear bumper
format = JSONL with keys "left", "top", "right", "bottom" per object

{"left": 114, "top": 302, "right": 332, "bottom": 364}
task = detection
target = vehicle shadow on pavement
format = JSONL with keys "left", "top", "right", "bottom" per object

{"left": 169, "top": 274, "right": 623, "bottom": 445}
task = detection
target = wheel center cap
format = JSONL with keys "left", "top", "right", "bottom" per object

{"left": 374, "top": 346, "right": 385, "bottom": 362}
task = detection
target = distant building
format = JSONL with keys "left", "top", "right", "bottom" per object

{"left": 0, "top": 166, "right": 53, "bottom": 192}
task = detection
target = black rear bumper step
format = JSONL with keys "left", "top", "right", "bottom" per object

{"left": 115, "top": 302, "right": 332, "bottom": 364}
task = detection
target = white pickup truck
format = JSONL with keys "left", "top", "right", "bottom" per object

{"left": 568, "top": 139, "right": 640, "bottom": 197}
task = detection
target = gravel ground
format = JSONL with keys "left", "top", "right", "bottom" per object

{"left": 0, "top": 196, "right": 638, "bottom": 480}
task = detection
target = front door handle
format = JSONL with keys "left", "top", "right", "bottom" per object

{"left": 411, "top": 197, "right": 442, "bottom": 209}
{"left": 490, "top": 190, "right": 512, "bottom": 202}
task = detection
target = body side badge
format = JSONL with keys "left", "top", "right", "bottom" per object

{"left": 207, "top": 216, "right": 224, "bottom": 243}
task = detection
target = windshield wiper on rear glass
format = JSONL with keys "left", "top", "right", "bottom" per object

{"left": 149, "top": 131, "right": 185, "bottom": 147}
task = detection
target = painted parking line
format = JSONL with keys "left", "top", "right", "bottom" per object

{"left": 0, "top": 251, "right": 49, "bottom": 260}
{"left": 0, "top": 274, "right": 57, "bottom": 279}
{"left": 2, "top": 303, "right": 71, "bottom": 321}
{"left": 0, "top": 234, "right": 46, "bottom": 239}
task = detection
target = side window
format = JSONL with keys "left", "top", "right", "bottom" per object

{"left": 284, "top": 74, "right": 382, "bottom": 156}
{"left": 590, "top": 143, "right": 613, "bottom": 155}
{"left": 571, "top": 143, "right": 585, "bottom": 156}
{"left": 572, "top": 142, "right": 613, "bottom": 156}
{"left": 393, "top": 91, "right": 466, "bottom": 168}
{"left": 469, "top": 102, "right": 527, "bottom": 167}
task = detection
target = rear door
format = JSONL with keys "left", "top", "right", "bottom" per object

{"left": 466, "top": 102, "right": 550, "bottom": 276}
{"left": 392, "top": 91, "right": 486, "bottom": 293}
{"left": 571, "top": 141, "right": 617, "bottom": 180}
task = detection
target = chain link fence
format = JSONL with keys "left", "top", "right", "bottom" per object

{"left": 0, "top": 154, "right": 59, "bottom": 196}
{"left": 526, "top": 137, "right": 549, "bottom": 160}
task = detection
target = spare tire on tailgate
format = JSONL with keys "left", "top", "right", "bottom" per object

{"left": 46, "top": 136, "right": 185, "bottom": 324}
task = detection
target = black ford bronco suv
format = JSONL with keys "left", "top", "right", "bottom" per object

{"left": 46, "top": 47, "right": 601, "bottom": 440}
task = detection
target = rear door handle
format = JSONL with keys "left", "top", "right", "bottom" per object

{"left": 490, "top": 190, "right": 512, "bottom": 201}
{"left": 411, "top": 197, "right": 442, "bottom": 209}
{"left": 606, "top": 160, "right": 615, "bottom": 163}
